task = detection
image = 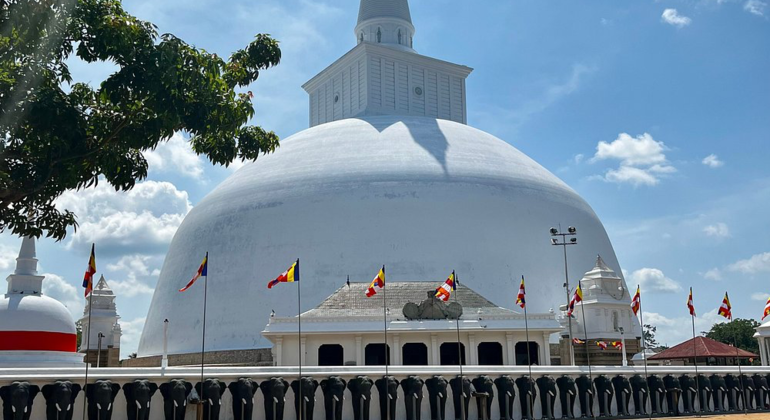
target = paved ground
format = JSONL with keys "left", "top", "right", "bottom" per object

{"left": 647, "top": 414, "right": 768, "bottom": 419}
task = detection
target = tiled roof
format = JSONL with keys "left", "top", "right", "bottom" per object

{"left": 301, "top": 281, "right": 518, "bottom": 319}
{"left": 648, "top": 336, "right": 758, "bottom": 360}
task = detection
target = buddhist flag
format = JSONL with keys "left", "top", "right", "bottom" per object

{"left": 180, "top": 253, "right": 208, "bottom": 292}
{"left": 516, "top": 276, "right": 526, "bottom": 309}
{"left": 718, "top": 292, "right": 732, "bottom": 320}
{"left": 763, "top": 296, "right": 770, "bottom": 321}
{"left": 687, "top": 287, "right": 696, "bottom": 317}
{"left": 435, "top": 271, "right": 455, "bottom": 302}
{"left": 366, "top": 266, "right": 385, "bottom": 297}
{"left": 611, "top": 341, "right": 623, "bottom": 350}
{"left": 596, "top": 341, "right": 608, "bottom": 351}
{"left": 631, "top": 286, "right": 641, "bottom": 316}
{"left": 267, "top": 259, "right": 299, "bottom": 289}
{"left": 82, "top": 244, "right": 96, "bottom": 297}
{"left": 567, "top": 284, "right": 583, "bottom": 316}
{"left": 573, "top": 338, "right": 586, "bottom": 345}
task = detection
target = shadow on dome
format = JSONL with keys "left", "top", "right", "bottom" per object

{"left": 358, "top": 116, "right": 449, "bottom": 175}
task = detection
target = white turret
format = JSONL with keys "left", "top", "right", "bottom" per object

{"left": 355, "top": 0, "right": 415, "bottom": 51}
{"left": 79, "top": 275, "right": 122, "bottom": 366}
{"left": 1, "top": 237, "right": 83, "bottom": 366}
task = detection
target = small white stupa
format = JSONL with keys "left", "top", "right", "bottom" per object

{"left": 0, "top": 237, "right": 83, "bottom": 366}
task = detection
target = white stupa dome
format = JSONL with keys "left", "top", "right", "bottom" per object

{"left": 138, "top": 115, "right": 626, "bottom": 356}
{"left": 0, "top": 237, "right": 83, "bottom": 366}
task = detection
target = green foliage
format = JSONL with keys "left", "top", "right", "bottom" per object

{"left": 643, "top": 324, "right": 660, "bottom": 349}
{"left": 706, "top": 318, "right": 760, "bottom": 356}
{"left": 1, "top": 0, "right": 281, "bottom": 240}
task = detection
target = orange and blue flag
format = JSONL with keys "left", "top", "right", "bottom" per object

{"left": 567, "top": 284, "right": 583, "bottom": 316}
{"left": 180, "top": 253, "right": 208, "bottom": 292}
{"left": 267, "top": 259, "right": 299, "bottom": 289}
{"left": 82, "top": 244, "right": 96, "bottom": 297}
{"left": 366, "top": 266, "right": 385, "bottom": 297}
{"left": 631, "top": 286, "right": 641, "bottom": 316}
{"left": 687, "top": 287, "right": 696, "bottom": 317}
{"left": 516, "top": 276, "right": 526, "bottom": 309}
{"left": 435, "top": 271, "right": 455, "bottom": 301}
{"left": 596, "top": 341, "right": 608, "bottom": 350}
{"left": 763, "top": 296, "right": 770, "bottom": 321}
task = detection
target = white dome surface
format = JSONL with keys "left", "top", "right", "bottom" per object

{"left": 0, "top": 294, "right": 76, "bottom": 335}
{"left": 138, "top": 116, "right": 627, "bottom": 356}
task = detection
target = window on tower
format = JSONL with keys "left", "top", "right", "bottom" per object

{"left": 398, "top": 29, "right": 402, "bottom": 44}
{"left": 376, "top": 28, "right": 381, "bottom": 43}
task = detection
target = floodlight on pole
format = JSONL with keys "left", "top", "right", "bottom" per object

{"left": 550, "top": 225, "right": 578, "bottom": 366}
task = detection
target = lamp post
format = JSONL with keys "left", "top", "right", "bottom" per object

{"left": 96, "top": 332, "right": 104, "bottom": 367}
{"left": 619, "top": 327, "right": 628, "bottom": 367}
{"left": 162, "top": 319, "right": 169, "bottom": 369}
{"left": 550, "top": 226, "right": 577, "bottom": 365}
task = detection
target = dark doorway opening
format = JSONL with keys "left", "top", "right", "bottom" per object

{"left": 440, "top": 342, "right": 466, "bottom": 365}
{"left": 402, "top": 343, "right": 428, "bottom": 365}
{"left": 515, "top": 342, "right": 540, "bottom": 365}
{"left": 477, "top": 342, "right": 504, "bottom": 365}
{"left": 318, "top": 344, "right": 344, "bottom": 366}
{"left": 365, "top": 343, "right": 391, "bottom": 366}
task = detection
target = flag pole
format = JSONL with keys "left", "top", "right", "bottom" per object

{"left": 636, "top": 285, "right": 651, "bottom": 420}
{"left": 199, "top": 251, "right": 209, "bottom": 418}
{"left": 454, "top": 271, "right": 463, "bottom": 377}
{"left": 726, "top": 292, "right": 747, "bottom": 415}
{"left": 577, "top": 282, "right": 595, "bottom": 420}
{"left": 689, "top": 292, "right": 701, "bottom": 416}
{"left": 297, "top": 258, "right": 303, "bottom": 420}
{"left": 382, "top": 265, "right": 389, "bottom": 420}
{"left": 81, "top": 279, "right": 94, "bottom": 420}
{"left": 522, "top": 276, "right": 534, "bottom": 420}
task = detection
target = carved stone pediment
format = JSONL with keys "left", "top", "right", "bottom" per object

{"left": 403, "top": 291, "right": 463, "bottom": 320}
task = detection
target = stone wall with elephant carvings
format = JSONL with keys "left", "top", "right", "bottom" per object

{"left": 1, "top": 365, "right": 769, "bottom": 420}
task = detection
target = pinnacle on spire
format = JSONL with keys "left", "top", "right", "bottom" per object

{"left": 14, "top": 236, "right": 39, "bottom": 276}
{"left": 357, "top": 0, "right": 412, "bottom": 25}
{"left": 594, "top": 254, "right": 611, "bottom": 271}
{"left": 95, "top": 275, "right": 112, "bottom": 293}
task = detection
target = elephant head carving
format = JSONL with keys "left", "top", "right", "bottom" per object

{"left": 424, "top": 376, "right": 447, "bottom": 420}
{"left": 740, "top": 374, "right": 755, "bottom": 410}
{"left": 195, "top": 379, "right": 226, "bottom": 420}
{"left": 159, "top": 379, "right": 192, "bottom": 420}
{"left": 260, "top": 378, "right": 289, "bottom": 420}
{"left": 85, "top": 380, "right": 120, "bottom": 420}
{"left": 471, "top": 376, "right": 493, "bottom": 420}
{"left": 724, "top": 374, "right": 742, "bottom": 411}
{"left": 448, "top": 376, "right": 472, "bottom": 420}
{"left": 400, "top": 376, "right": 424, "bottom": 420}
{"left": 42, "top": 381, "right": 81, "bottom": 420}
{"left": 646, "top": 375, "right": 665, "bottom": 415}
{"left": 709, "top": 374, "right": 727, "bottom": 412}
{"left": 514, "top": 376, "right": 536, "bottom": 420}
{"left": 291, "top": 377, "right": 319, "bottom": 420}
{"left": 320, "top": 376, "right": 346, "bottom": 420}
{"left": 535, "top": 376, "right": 556, "bottom": 420}
{"left": 696, "top": 374, "right": 712, "bottom": 412}
{"left": 752, "top": 374, "right": 768, "bottom": 410}
{"left": 592, "top": 375, "right": 613, "bottom": 418}
{"left": 493, "top": 376, "right": 515, "bottom": 420}
{"left": 374, "top": 376, "right": 398, "bottom": 420}
{"left": 1, "top": 381, "right": 39, "bottom": 420}
{"left": 662, "top": 375, "right": 681, "bottom": 416}
{"left": 347, "top": 376, "right": 374, "bottom": 420}
{"left": 229, "top": 378, "right": 259, "bottom": 420}
{"left": 123, "top": 380, "right": 157, "bottom": 420}
{"left": 629, "top": 375, "right": 648, "bottom": 416}
{"left": 555, "top": 375, "right": 575, "bottom": 419}
{"left": 575, "top": 375, "right": 593, "bottom": 419}
{"left": 611, "top": 375, "right": 631, "bottom": 417}
{"left": 677, "top": 374, "right": 696, "bottom": 414}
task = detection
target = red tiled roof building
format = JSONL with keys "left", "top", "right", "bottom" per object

{"left": 649, "top": 336, "right": 757, "bottom": 366}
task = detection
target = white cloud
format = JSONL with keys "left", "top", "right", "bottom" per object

{"left": 703, "top": 222, "right": 730, "bottom": 238}
{"left": 630, "top": 268, "right": 683, "bottom": 293}
{"left": 645, "top": 309, "right": 725, "bottom": 347}
{"left": 662, "top": 9, "right": 692, "bottom": 27}
{"left": 41, "top": 273, "right": 84, "bottom": 320}
{"left": 591, "top": 133, "right": 676, "bottom": 186}
{"left": 145, "top": 133, "right": 205, "bottom": 179}
{"left": 573, "top": 154, "right": 585, "bottom": 164}
{"left": 702, "top": 154, "right": 724, "bottom": 168}
{"left": 0, "top": 243, "right": 16, "bottom": 272}
{"left": 105, "top": 255, "right": 158, "bottom": 297}
{"left": 751, "top": 292, "right": 770, "bottom": 302}
{"left": 727, "top": 252, "right": 770, "bottom": 274}
{"left": 119, "top": 317, "right": 146, "bottom": 358}
{"left": 56, "top": 180, "right": 192, "bottom": 255}
{"left": 744, "top": 0, "right": 767, "bottom": 16}
{"left": 703, "top": 268, "right": 722, "bottom": 281}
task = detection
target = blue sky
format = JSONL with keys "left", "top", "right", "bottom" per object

{"left": 2, "top": 0, "right": 769, "bottom": 357}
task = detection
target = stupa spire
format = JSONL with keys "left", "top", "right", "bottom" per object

{"left": 355, "top": 0, "right": 415, "bottom": 51}
{"left": 6, "top": 236, "right": 45, "bottom": 294}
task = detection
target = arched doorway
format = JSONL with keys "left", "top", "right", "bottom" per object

{"left": 402, "top": 343, "right": 428, "bottom": 365}
{"left": 440, "top": 342, "right": 466, "bottom": 365}
{"left": 365, "top": 343, "right": 390, "bottom": 366}
{"left": 477, "top": 342, "right": 504, "bottom": 365}
{"left": 318, "top": 344, "right": 344, "bottom": 366}
{"left": 515, "top": 342, "right": 540, "bottom": 365}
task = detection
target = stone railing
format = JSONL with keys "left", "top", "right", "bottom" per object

{"left": 1, "top": 364, "right": 769, "bottom": 420}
